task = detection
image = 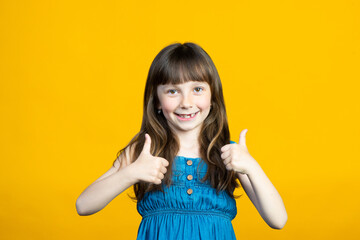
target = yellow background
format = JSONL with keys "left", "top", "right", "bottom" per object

{"left": 1, "top": 0, "right": 359, "bottom": 239}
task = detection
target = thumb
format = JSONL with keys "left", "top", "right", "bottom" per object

{"left": 239, "top": 129, "right": 248, "bottom": 149}
{"left": 142, "top": 133, "right": 152, "bottom": 155}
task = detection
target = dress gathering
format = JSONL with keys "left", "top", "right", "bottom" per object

{"left": 136, "top": 153, "right": 238, "bottom": 240}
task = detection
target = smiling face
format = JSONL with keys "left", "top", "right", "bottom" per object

{"left": 156, "top": 81, "right": 212, "bottom": 135}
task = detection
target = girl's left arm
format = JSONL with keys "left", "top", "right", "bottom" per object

{"left": 221, "top": 129, "right": 288, "bottom": 229}
{"left": 237, "top": 163, "right": 287, "bottom": 229}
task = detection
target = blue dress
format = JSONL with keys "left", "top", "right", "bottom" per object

{"left": 136, "top": 144, "right": 238, "bottom": 239}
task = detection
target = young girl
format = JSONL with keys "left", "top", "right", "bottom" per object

{"left": 76, "top": 42, "right": 288, "bottom": 239}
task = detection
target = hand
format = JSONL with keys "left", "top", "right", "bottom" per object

{"left": 220, "top": 129, "right": 258, "bottom": 174}
{"left": 130, "top": 133, "right": 169, "bottom": 184}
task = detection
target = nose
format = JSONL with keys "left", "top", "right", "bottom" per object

{"left": 180, "top": 94, "right": 193, "bottom": 109}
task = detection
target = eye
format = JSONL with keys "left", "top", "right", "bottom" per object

{"left": 167, "top": 89, "right": 178, "bottom": 95}
{"left": 194, "top": 87, "right": 203, "bottom": 93}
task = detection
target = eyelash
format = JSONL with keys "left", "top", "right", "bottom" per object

{"left": 167, "top": 87, "right": 204, "bottom": 95}
{"left": 194, "top": 87, "right": 203, "bottom": 93}
{"left": 167, "top": 89, "right": 178, "bottom": 95}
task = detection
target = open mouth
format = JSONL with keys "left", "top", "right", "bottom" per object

{"left": 175, "top": 111, "right": 200, "bottom": 119}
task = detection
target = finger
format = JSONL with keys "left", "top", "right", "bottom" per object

{"left": 221, "top": 144, "right": 231, "bottom": 152}
{"left": 158, "top": 172, "right": 164, "bottom": 180}
{"left": 223, "top": 156, "right": 232, "bottom": 165}
{"left": 142, "top": 133, "right": 152, "bottom": 154}
{"left": 160, "top": 166, "right": 167, "bottom": 174}
{"left": 161, "top": 158, "right": 169, "bottom": 167}
{"left": 154, "top": 178, "right": 162, "bottom": 185}
{"left": 221, "top": 150, "right": 231, "bottom": 159}
{"left": 239, "top": 129, "right": 248, "bottom": 149}
{"left": 225, "top": 162, "right": 233, "bottom": 171}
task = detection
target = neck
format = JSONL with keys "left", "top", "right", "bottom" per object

{"left": 173, "top": 128, "right": 201, "bottom": 158}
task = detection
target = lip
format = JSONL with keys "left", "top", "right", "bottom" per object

{"left": 175, "top": 111, "right": 200, "bottom": 121}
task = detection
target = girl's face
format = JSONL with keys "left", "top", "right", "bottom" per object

{"left": 156, "top": 81, "right": 212, "bottom": 135}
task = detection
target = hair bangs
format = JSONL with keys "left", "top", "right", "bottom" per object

{"left": 157, "top": 48, "right": 212, "bottom": 86}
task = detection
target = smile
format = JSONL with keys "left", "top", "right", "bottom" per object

{"left": 175, "top": 111, "right": 200, "bottom": 120}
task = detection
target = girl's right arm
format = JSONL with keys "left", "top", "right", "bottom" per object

{"left": 75, "top": 147, "right": 137, "bottom": 216}
{"left": 76, "top": 134, "right": 168, "bottom": 216}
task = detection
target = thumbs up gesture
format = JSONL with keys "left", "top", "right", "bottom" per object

{"left": 131, "top": 134, "right": 169, "bottom": 184}
{"left": 220, "top": 129, "right": 258, "bottom": 175}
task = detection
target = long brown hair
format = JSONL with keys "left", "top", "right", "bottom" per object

{"left": 114, "top": 42, "right": 239, "bottom": 201}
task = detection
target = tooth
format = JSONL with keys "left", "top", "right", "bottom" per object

{"left": 191, "top": 113, "right": 195, "bottom": 117}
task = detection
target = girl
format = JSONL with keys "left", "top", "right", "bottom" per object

{"left": 76, "top": 42, "right": 288, "bottom": 239}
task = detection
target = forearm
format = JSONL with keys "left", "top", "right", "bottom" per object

{"left": 243, "top": 163, "right": 288, "bottom": 229}
{"left": 76, "top": 165, "right": 137, "bottom": 216}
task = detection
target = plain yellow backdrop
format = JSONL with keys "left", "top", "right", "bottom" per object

{"left": 0, "top": 0, "right": 359, "bottom": 239}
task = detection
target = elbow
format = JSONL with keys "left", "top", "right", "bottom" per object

{"left": 269, "top": 212, "right": 288, "bottom": 230}
{"left": 76, "top": 198, "right": 92, "bottom": 216}
{"left": 76, "top": 197, "right": 102, "bottom": 216}
{"left": 76, "top": 208, "right": 89, "bottom": 216}
{"left": 270, "top": 221, "right": 286, "bottom": 230}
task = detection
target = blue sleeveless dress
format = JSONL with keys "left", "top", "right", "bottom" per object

{"left": 136, "top": 144, "right": 238, "bottom": 239}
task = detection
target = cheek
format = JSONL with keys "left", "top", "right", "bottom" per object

{"left": 197, "top": 96, "right": 212, "bottom": 110}
{"left": 159, "top": 98, "right": 178, "bottom": 112}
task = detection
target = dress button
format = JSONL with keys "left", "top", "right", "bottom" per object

{"left": 187, "top": 174, "right": 193, "bottom": 181}
{"left": 187, "top": 188, "right": 193, "bottom": 195}
{"left": 186, "top": 160, "right": 193, "bottom": 166}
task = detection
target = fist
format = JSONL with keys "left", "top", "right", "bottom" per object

{"left": 220, "top": 129, "right": 257, "bottom": 174}
{"left": 131, "top": 133, "right": 169, "bottom": 184}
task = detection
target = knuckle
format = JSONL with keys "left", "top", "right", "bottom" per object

{"left": 154, "top": 178, "right": 161, "bottom": 184}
